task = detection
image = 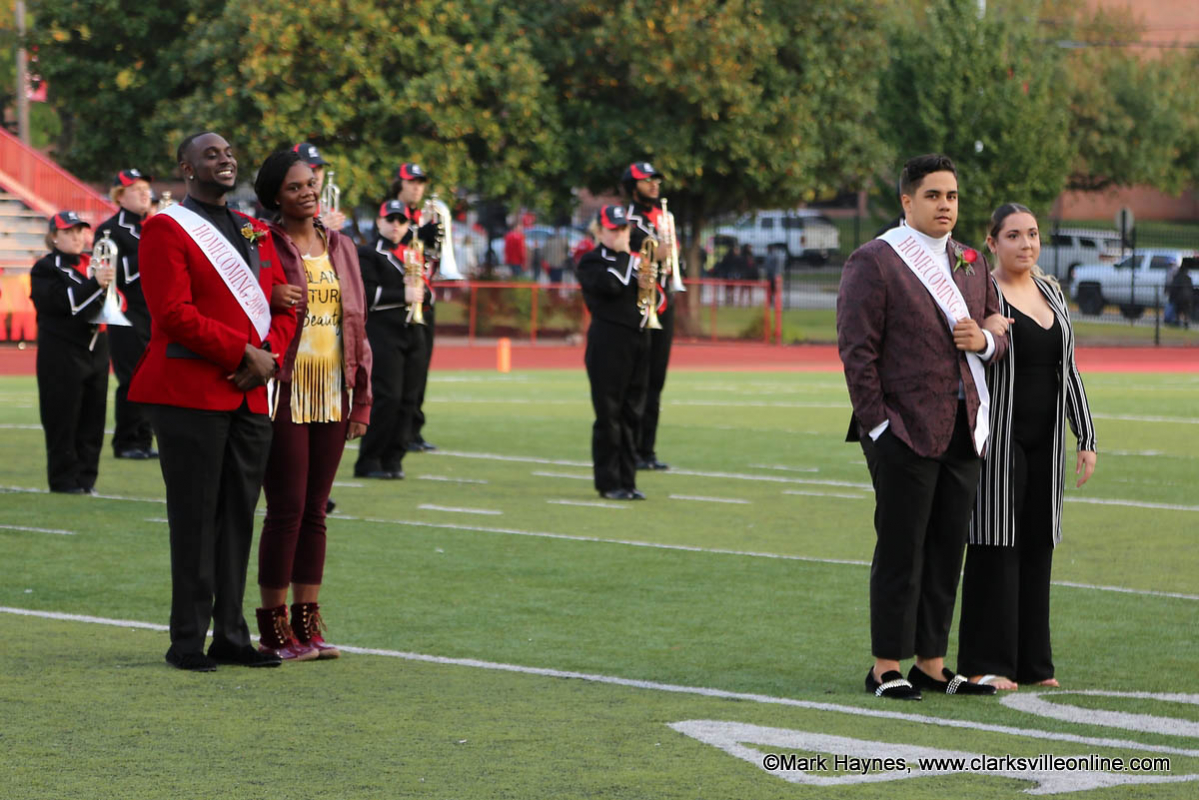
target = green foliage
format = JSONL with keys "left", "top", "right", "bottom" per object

{"left": 528, "top": 0, "right": 891, "bottom": 229}
{"left": 168, "top": 0, "right": 565, "bottom": 210}
{"left": 878, "top": 0, "right": 1075, "bottom": 243}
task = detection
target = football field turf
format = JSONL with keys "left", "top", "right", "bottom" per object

{"left": 1, "top": 367, "right": 1197, "bottom": 798}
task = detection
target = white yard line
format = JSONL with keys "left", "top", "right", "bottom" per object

{"left": 2, "top": 605, "right": 1197, "bottom": 760}
{"left": 547, "top": 499, "right": 628, "bottom": 510}
{"left": 417, "top": 475, "right": 489, "bottom": 485}
{"left": 783, "top": 490, "right": 870, "bottom": 501}
{"left": 531, "top": 471, "right": 593, "bottom": 480}
{"left": 0, "top": 524, "right": 74, "bottom": 536}
{"left": 418, "top": 504, "right": 503, "bottom": 516}
{"left": 748, "top": 464, "right": 819, "bottom": 473}
{"left": 1092, "top": 413, "right": 1199, "bottom": 425}
{"left": 331, "top": 481, "right": 364, "bottom": 488}
{"left": 669, "top": 495, "right": 751, "bottom": 505}
{"left": 1064, "top": 497, "right": 1199, "bottom": 513}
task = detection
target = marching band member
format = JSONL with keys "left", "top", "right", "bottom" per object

{"left": 291, "top": 142, "right": 346, "bottom": 232}
{"left": 251, "top": 150, "right": 372, "bottom": 660}
{"left": 96, "top": 169, "right": 156, "bottom": 460}
{"left": 624, "top": 162, "right": 674, "bottom": 471}
{"left": 354, "top": 200, "right": 427, "bottom": 480}
{"left": 30, "top": 211, "right": 110, "bottom": 494}
{"left": 392, "top": 162, "right": 441, "bottom": 452}
{"left": 131, "top": 132, "right": 296, "bottom": 672}
{"left": 576, "top": 205, "right": 651, "bottom": 501}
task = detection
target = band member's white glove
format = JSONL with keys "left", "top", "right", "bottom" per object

{"left": 405, "top": 285, "right": 423, "bottom": 305}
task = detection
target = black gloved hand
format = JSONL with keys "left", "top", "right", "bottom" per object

{"left": 417, "top": 220, "right": 443, "bottom": 248}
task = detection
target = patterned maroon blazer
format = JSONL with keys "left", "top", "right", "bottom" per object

{"left": 836, "top": 237, "right": 1008, "bottom": 459}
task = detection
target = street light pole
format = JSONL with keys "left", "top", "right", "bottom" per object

{"left": 16, "top": 0, "right": 31, "bottom": 144}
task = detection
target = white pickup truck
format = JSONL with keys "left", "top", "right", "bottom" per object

{"left": 712, "top": 209, "right": 840, "bottom": 263}
{"left": 1070, "top": 248, "right": 1195, "bottom": 319}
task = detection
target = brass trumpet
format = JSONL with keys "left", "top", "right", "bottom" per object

{"left": 638, "top": 237, "right": 663, "bottom": 330}
{"left": 405, "top": 240, "right": 427, "bottom": 326}
{"left": 660, "top": 198, "right": 685, "bottom": 293}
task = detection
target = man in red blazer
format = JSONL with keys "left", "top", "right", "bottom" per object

{"left": 837, "top": 154, "right": 1009, "bottom": 700}
{"left": 130, "top": 131, "right": 297, "bottom": 672}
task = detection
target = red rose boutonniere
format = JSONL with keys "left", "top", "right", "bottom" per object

{"left": 240, "top": 222, "right": 268, "bottom": 246}
{"left": 954, "top": 247, "right": 979, "bottom": 275}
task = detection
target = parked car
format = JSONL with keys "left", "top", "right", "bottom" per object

{"left": 712, "top": 209, "right": 840, "bottom": 264}
{"left": 1070, "top": 248, "right": 1196, "bottom": 319}
{"left": 1039, "top": 228, "right": 1124, "bottom": 280}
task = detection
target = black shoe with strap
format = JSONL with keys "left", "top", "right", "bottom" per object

{"left": 906, "top": 665, "right": 997, "bottom": 696}
{"left": 865, "top": 667, "right": 922, "bottom": 700}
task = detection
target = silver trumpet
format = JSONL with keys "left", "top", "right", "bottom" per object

{"left": 320, "top": 169, "right": 340, "bottom": 215}
{"left": 421, "top": 193, "right": 464, "bottom": 279}
{"left": 661, "top": 197, "right": 686, "bottom": 293}
{"left": 87, "top": 230, "right": 132, "bottom": 350}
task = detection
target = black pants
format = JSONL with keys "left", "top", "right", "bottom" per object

{"left": 860, "top": 403, "right": 981, "bottom": 660}
{"left": 357, "top": 320, "right": 427, "bottom": 474}
{"left": 411, "top": 302, "right": 434, "bottom": 444}
{"left": 109, "top": 323, "right": 154, "bottom": 453}
{"left": 37, "top": 335, "right": 109, "bottom": 491}
{"left": 638, "top": 299, "right": 674, "bottom": 462}
{"left": 958, "top": 440, "right": 1056, "bottom": 683}
{"left": 149, "top": 400, "right": 273, "bottom": 655}
{"left": 585, "top": 319, "right": 650, "bottom": 493}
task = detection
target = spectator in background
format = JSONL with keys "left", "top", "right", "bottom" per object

{"left": 764, "top": 246, "right": 786, "bottom": 307}
{"left": 503, "top": 225, "right": 527, "bottom": 277}
{"left": 573, "top": 221, "right": 598, "bottom": 265}
{"left": 740, "top": 243, "right": 759, "bottom": 305}
{"left": 1169, "top": 258, "right": 1193, "bottom": 329}
{"left": 543, "top": 228, "right": 569, "bottom": 284}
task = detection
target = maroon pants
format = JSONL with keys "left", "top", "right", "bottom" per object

{"left": 258, "top": 383, "right": 349, "bottom": 589}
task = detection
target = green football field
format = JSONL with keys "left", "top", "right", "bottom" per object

{"left": 1, "top": 367, "right": 1197, "bottom": 799}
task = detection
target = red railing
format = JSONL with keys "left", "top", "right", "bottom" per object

{"left": 0, "top": 127, "right": 116, "bottom": 225}
{"left": 430, "top": 278, "right": 784, "bottom": 344}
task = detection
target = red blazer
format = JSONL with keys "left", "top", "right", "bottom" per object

{"left": 837, "top": 237, "right": 1008, "bottom": 458}
{"left": 129, "top": 205, "right": 296, "bottom": 413}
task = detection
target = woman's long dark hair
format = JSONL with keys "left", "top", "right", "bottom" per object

{"left": 254, "top": 150, "right": 305, "bottom": 212}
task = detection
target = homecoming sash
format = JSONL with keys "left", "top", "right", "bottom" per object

{"left": 158, "top": 203, "right": 271, "bottom": 341}
{"left": 877, "top": 225, "right": 990, "bottom": 455}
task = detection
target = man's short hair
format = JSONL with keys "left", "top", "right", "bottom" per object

{"left": 176, "top": 131, "right": 215, "bottom": 165}
{"left": 899, "top": 154, "right": 957, "bottom": 197}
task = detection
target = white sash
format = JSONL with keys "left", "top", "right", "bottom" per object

{"left": 159, "top": 203, "right": 271, "bottom": 341}
{"left": 877, "top": 226, "right": 990, "bottom": 455}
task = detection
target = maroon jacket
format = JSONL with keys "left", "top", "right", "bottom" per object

{"left": 836, "top": 237, "right": 1007, "bottom": 458}
{"left": 268, "top": 221, "right": 373, "bottom": 425}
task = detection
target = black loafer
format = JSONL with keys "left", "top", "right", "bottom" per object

{"left": 389, "top": 469, "right": 405, "bottom": 480}
{"left": 326, "top": 498, "right": 337, "bottom": 514}
{"left": 600, "top": 489, "right": 634, "bottom": 500}
{"left": 166, "top": 647, "right": 217, "bottom": 672}
{"left": 208, "top": 643, "right": 282, "bottom": 668}
{"left": 865, "top": 668, "right": 922, "bottom": 700}
{"left": 115, "top": 448, "right": 152, "bottom": 460}
{"left": 628, "top": 489, "right": 647, "bottom": 500}
{"left": 419, "top": 440, "right": 437, "bottom": 451}
{"left": 646, "top": 459, "right": 670, "bottom": 470}
{"left": 907, "top": 665, "right": 996, "bottom": 696}
{"left": 357, "top": 470, "right": 399, "bottom": 480}
{"left": 51, "top": 487, "right": 88, "bottom": 495}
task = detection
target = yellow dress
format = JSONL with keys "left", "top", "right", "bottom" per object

{"left": 290, "top": 251, "right": 343, "bottom": 423}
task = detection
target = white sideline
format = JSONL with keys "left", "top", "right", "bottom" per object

{"left": 0, "top": 524, "right": 74, "bottom": 536}
{"left": 547, "top": 499, "right": 628, "bottom": 510}
{"left": 418, "top": 504, "right": 502, "bottom": 516}
{"left": 669, "top": 495, "right": 751, "bottom": 505}
{"left": 2, "top": 605, "right": 1198, "bottom": 760}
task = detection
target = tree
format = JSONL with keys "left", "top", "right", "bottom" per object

{"left": 878, "top": 0, "right": 1075, "bottom": 243}
{"left": 527, "top": 0, "right": 892, "bottom": 254}
{"left": 165, "top": 0, "right": 565, "bottom": 212}
{"left": 26, "top": 0, "right": 225, "bottom": 179}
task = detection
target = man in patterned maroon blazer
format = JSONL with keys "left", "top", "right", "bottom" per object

{"left": 837, "top": 153, "right": 1009, "bottom": 700}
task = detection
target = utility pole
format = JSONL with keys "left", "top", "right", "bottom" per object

{"left": 16, "top": 0, "right": 31, "bottom": 144}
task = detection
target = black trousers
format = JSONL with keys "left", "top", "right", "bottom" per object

{"left": 109, "top": 323, "right": 154, "bottom": 453}
{"left": 860, "top": 403, "right": 981, "bottom": 660}
{"left": 958, "top": 439, "right": 1056, "bottom": 683}
{"left": 37, "top": 334, "right": 109, "bottom": 492}
{"left": 638, "top": 299, "right": 674, "bottom": 461}
{"left": 411, "top": 302, "right": 434, "bottom": 444}
{"left": 149, "top": 401, "right": 273, "bottom": 655}
{"left": 585, "top": 319, "right": 650, "bottom": 493}
{"left": 357, "top": 321, "right": 427, "bottom": 474}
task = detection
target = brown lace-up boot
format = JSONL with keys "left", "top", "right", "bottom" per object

{"left": 291, "top": 602, "right": 340, "bottom": 659}
{"left": 255, "top": 605, "right": 318, "bottom": 661}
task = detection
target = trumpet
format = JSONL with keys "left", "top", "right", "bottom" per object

{"left": 421, "top": 193, "right": 464, "bottom": 280}
{"left": 320, "top": 169, "right": 340, "bottom": 215}
{"left": 637, "top": 237, "right": 663, "bottom": 330}
{"left": 660, "top": 198, "right": 686, "bottom": 293}
{"left": 87, "top": 230, "right": 133, "bottom": 349}
{"left": 405, "top": 240, "right": 427, "bottom": 326}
